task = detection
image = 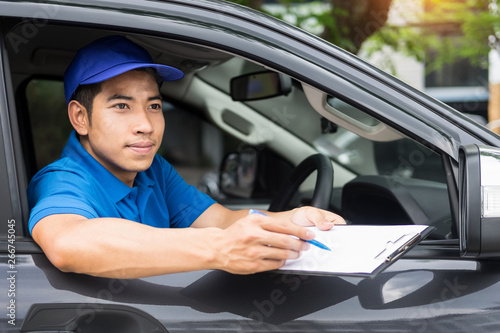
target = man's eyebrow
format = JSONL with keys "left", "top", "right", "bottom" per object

{"left": 106, "top": 94, "right": 162, "bottom": 102}
{"left": 107, "top": 94, "right": 133, "bottom": 102}
{"left": 148, "top": 95, "right": 162, "bottom": 101}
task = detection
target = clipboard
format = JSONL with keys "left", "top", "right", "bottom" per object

{"left": 278, "top": 224, "right": 435, "bottom": 279}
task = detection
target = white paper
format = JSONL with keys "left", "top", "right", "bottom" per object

{"left": 279, "top": 224, "right": 430, "bottom": 276}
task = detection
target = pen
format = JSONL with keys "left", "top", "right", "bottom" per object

{"left": 248, "top": 209, "right": 331, "bottom": 251}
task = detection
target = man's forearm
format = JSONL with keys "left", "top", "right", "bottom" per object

{"left": 33, "top": 207, "right": 339, "bottom": 278}
{"left": 33, "top": 214, "right": 221, "bottom": 278}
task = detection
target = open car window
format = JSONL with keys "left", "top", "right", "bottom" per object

{"left": 10, "top": 23, "right": 453, "bottom": 242}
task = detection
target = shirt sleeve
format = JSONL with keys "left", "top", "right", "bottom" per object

{"left": 155, "top": 157, "right": 216, "bottom": 228}
{"left": 27, "top": 166, "right": 99, "bottom": 235}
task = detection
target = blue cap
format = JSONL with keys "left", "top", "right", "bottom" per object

{"left": 64, "top": 35, "right": 184, "bottom": 104}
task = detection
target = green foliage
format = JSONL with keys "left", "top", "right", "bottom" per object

{"left": 225, "top": 0, "right": 355, "bottom": 51}
{"left": 365, "top": 26, "right": 435, "bottom": 62}
{"left": 322, "top": 6, "right": 356, "bottom": 52}
{"left": 226, "top": 0, "right": 499, "bottom": 74}
{"left": 361, "top": 26, "right": 439, "bottom": 74}
{"left": 367, "top": 0, "right": 499, "bottom": 73}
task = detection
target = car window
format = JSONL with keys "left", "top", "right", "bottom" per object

{"left": 314, "top": 106, "right": 447, "bottom": 183}
{"left": 200, "top": 57, "right": 447, "bottom": 180}
{"left": 15, "top": 26, "right": 454, "bottom": 241}
{"left": 159, "top": 101, "right": 242, "bottom": 191}
{"left": 197, "top": 58, "right": 453, "bottom": 238}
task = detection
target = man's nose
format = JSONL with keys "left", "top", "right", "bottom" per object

{"left": 132, "top": 109, "right": 154, "bottom": 134}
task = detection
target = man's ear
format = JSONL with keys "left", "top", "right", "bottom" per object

{"left": 68, "top": 100, "right": 89, "bottom": 135}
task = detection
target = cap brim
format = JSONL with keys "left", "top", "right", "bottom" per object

{"left": 81, "top": 62, "right": 184, "bottom": 85}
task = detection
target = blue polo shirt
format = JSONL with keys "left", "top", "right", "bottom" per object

{"left": 27, "top": 130, "right": 216, "bottom": 234}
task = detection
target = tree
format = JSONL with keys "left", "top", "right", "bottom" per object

{"left": 227, "top": 0, "right": 393, "bottom": 54}
{"left": 351, "top": 0, "right": 500, "bottom": 130}
{"left": 324, "top": 0, "right": 393, "bottom": 53}
{"left": 233, "top": 0, "right": 500, "bottom": 128}
{"left": 394, "top": 0, "right": 499, "bottom": 128}
{"left": 230, "top": 0, "right": 500, "bottom": 128}
{"left": 228, "top": 0, "right": 497, "bottom": 70}
{"left": 364, "top": 0, "right": 498, "bottom": 71}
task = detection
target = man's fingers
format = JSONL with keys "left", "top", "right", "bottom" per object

{"left": 257, "top": 244, "right": 303, "bottom": 261}
{"left": 290, "top": 206, "right": 346, "bottom": 230}
{"left": 218, "top": 214, "right": 315, "bottom": 274}
{"left": 249, "top": 214, "right": 315, "bottom": 242}
{"left": 314, "top": 210, "right": 345, "bottom": 230}
{"left": 325, "top": 211, "right": 346, "bottom": 225}
{"left": 261, "top": 231, "right": 311, "bottom": 253}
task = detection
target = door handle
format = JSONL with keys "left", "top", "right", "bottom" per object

{"left": 20, "top": 303, "right": 168, "bottom": 332}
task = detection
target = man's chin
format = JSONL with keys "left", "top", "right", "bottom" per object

{"left": 129, "top": 158, "right": 155, "bottom": 172}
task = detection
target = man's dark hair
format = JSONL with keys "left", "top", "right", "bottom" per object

{"left": 70, "top": 67, "right": 163, "bottom": 125}
{"left": 71, "top": 81, "right": 102, "bottom": 125}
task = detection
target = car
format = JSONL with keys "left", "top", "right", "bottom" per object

{"left": 2, "top": 0, "right": 500, "bottom": 332}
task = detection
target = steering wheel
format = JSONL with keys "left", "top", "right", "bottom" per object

{"left": 268, "top": 154, "right": 334, "bottom": 212}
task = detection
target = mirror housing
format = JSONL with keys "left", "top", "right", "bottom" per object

{"left": 459, "top": 144, "right": 500, "bottom": 258}
{"left": 219, "top": 148, "right": 295, "bottom": 200}
{"left": 230, "top": 71, "right": 292, "bottom": 101}
{"left": 220, "top": 149, "right": 258, "bottom": 198}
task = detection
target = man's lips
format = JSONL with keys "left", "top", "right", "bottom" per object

{"left": 127, "top": 141, "right": 154, "bottom": 154}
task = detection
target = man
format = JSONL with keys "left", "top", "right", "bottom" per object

{"left": 28, "top": 35, "right": 345, "bottom": 279}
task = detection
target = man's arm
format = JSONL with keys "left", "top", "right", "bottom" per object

{"left": 191, "top": 203, "right": 345, "bottom": 231}
{"left": 188, "top": 203, "right": 345, "bottom": 274}
{"left": 32, "top": 209, "right": 320, "bottom": 278}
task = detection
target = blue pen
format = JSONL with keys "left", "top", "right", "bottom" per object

{"left": 248, "top": 209, "right": 332, "bottom": 251}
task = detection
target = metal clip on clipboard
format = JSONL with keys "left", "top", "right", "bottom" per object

{"left": 374, "top": 232, "right": 422, "bottom": 262}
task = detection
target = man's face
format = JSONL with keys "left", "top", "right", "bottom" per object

{"left": 80, "top": 70, "right": 164, "bottom": 186}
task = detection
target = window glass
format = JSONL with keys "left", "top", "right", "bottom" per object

{"left": 309, "top": 96, "right": 452, "bottom": 238}
{"left": 160, "top": 101, "right": 241, "bottom": 191}
{"left": 425, "top": 53, "right": 488, "bottom": 88}
{"left": 314, "top": 126, "right": 447, "bottom": 183}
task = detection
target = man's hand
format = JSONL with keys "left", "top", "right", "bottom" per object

{"left": 211, "top": 213, "right": 313, "bottom": 274}
{"left": 209, "top": 207, "right": 345, "bottom": 275}
{"left": 288, "top": 206, "right": 346, "bottom": 230}
{"left": 193, "top": 203, "right": 346, "bottom": 275}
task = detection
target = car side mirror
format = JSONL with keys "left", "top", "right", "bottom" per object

{"left": 459, "top": 144, "right": 500, "bottom": 258}
{"left": 230, "top": 71, "right": 292, "bottom": 101}
{"left": 220, "top": 149, "right": 258, "bottom": 198}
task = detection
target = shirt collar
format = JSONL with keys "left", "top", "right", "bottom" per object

{"left": 61, "top": 130, "right": 155, "bottom": 203}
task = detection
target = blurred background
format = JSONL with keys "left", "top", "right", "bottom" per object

{"left": 227, "top": 0, "right": 500, "bottom": 132}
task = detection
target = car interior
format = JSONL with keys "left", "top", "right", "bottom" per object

{"left": 3, "top": 20, "right": 454, "bottom": 240}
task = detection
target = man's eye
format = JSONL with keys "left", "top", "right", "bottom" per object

{"left": 115, "top": 103, "right": 128, "bottom": 109}
{"left": 150, "top": 104, "right": 161, "bottom": 110}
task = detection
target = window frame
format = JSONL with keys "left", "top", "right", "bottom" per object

{"left": 0, "top": 21, "right": 40, "bottom": 251}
